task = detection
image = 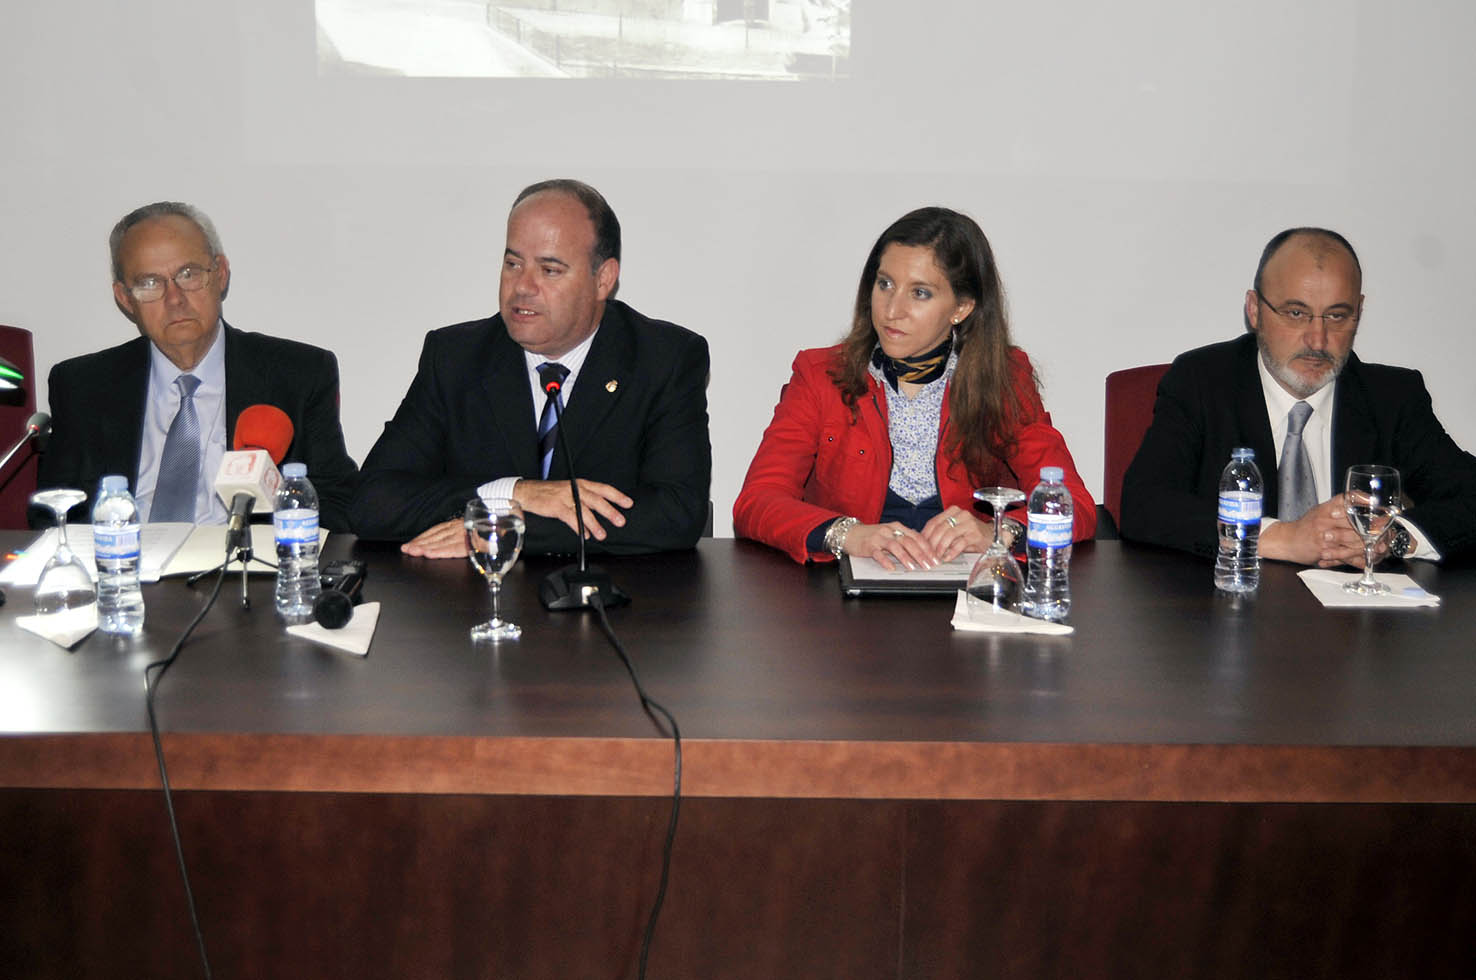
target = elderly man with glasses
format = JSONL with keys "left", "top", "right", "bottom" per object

{"left": 1121, "top": 226, "right": 1476, "bottom": 566}
{"left": 36, "top": 201, "right": 358, "bottom": 527}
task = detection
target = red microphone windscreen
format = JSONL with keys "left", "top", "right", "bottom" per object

{"left": 233, "top": 404, "right": 295, "bottom": 463}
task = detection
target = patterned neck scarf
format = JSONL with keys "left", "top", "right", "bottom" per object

{"left": 871, "top": 333, "right": 953, "bottom": 392}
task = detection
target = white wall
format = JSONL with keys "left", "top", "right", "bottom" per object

{"left": 3, "top": 1, "right": 1473, "bottom": 536}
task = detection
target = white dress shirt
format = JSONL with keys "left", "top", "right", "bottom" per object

{"left": 478, "top": 327, "right": 600, "bottom": 503}
{"left": 1256, "top": 354, "right": 1438, "bottom": 560}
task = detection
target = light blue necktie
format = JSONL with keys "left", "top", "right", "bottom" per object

{"left": 150, "top": 374, "right": 202, "bottom": 522}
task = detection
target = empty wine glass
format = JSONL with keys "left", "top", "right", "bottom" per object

{"left": 966, "top": 486, "right": 1026, "bottom": 612}
{"left": 1343, "top": 465, "right": 1401, "bottom": 595}
{"left": 30, "top": 488, "right": 98, "bottom": 619}
{"left": 465, "top": 497, "right": 525, "bottom": 641}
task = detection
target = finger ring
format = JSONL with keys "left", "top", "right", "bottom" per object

{"left": 946, "top": 516, "right": 958, "bottom": 528}
{"left": 892, "top": 528, "right": 905, "bottom": 539}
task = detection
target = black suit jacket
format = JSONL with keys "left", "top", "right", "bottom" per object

{"left": 1121, "top": 335, "right": 1476, "bottom": 561}
{"left": 37, "top": 323, "right": 359, "bottom": 529}
{"left": 349, "top": 300, "right": 711, "bottom": 555}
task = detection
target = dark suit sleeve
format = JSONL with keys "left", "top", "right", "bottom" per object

{"left": 1119, "top": 355, "right": 1220, "bottom": 557}
{"left": 349, "top": 331, "right": 489, "bottom": 541}
{"left": 292, "top": 348, "right": 360, "bottom": 532}
{"left": 1387, "top": 370, "right": 1476, "bottom": 561}
{"left": 528, "top": 330, "right": 712, "bottom": 556}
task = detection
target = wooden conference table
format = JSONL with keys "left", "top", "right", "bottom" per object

{"left": 0, "top": 533, "right": 1472, "bottom": 978}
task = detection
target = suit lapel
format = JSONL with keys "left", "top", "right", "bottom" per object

{"left": 119, "top": 339, "right": 151, "bottom": 489}
{"left": 1330, "top": 353, "right": 1376, "bottom": 482}
{"left": 222, "top": 322, "right": 247, "bottom": 449}
{"left": 553, "top": 304, "right": 633, "bottom": 473}
{"left": 479, "top": 319, "right": 541, "bottom": 477}
{"left": 1233, "top": 336, "right": 1281, "bottom": 514}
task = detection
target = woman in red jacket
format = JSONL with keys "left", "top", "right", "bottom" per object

{"left": 733, "top": 207, "right": 1095, "bottom": 569}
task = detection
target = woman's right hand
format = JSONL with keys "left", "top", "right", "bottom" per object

{"left": 844, "top": 521, "right": 942, "bottom": 571}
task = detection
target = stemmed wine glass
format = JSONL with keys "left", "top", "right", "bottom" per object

{"left": 1343, "top": 465, "right": 1401, "bottom": 595}
{"left": 30, "top": 488, "right": 98, "bottom": 618}
{"left": 465, "top": 497, "right": 525, "bottom": 641}
{"left": 965, "top": 486, "right": 1026, "bottom": 612}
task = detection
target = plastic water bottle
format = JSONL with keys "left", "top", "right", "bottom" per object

{"left": 273, "top": 462, "right": 321, "bottom": 622}
{"left": 93, "top": 475, "right": 145, "bottom": 635}
{"left": 1023, "top": 466, "right": 1073, "bottom": 621}
{"left": 1214, "top": 448, "right": 1263, "bottom": 593}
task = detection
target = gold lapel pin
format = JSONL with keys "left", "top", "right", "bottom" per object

{"left": 605, "top": 379, "right": 619, "bottom": 393}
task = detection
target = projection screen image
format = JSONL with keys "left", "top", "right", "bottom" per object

{"left": 317, "top": 0, "right": 851, "bottom": 79}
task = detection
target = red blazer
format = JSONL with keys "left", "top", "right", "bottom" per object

{"left": 734, "top": 345, "right": 1096, "bottom": 563}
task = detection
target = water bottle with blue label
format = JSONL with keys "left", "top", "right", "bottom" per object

{"left": 93, "top": 475, "right": 145, "bottom": 635}
{"left": 1214, "top": 448, "right": 1263, "bottom": 593}
{"left": 273, "top": 462, "right": 321, "bottom": 622}
{"left": 1022, "top": 466, "right": 1073, "bottom": 621}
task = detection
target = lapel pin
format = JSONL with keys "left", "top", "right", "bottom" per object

{"left": 605, "top": 379, "right": 619, "bottom": 393}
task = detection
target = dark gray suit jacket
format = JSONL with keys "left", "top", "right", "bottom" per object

{"left": 1121, "top": 335, "right": 1476, "bottom": 561}
{"left": 37, "top": 323, "right": 359, "bottom": 529}
{"left": 349, "top": 300, "right": 711, "bottom": 555}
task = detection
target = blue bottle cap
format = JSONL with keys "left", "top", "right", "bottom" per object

{"left": 282, "top": 462, "right": 307, "bottom": 479}
{"left": 100, "top": 475, "right": 128, "bottom": 493}
{"left": 1040, "top": 466, "right": 1064, "bottom": 481}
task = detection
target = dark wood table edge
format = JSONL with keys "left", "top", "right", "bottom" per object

{"left": 3, "top": 732, "right": 1473, "bottom": 803}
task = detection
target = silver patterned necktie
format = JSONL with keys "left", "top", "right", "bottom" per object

{"left": 150, "top": 374, "right": 202, "bottom": 523}
{"left": 1278, "top": 400, "right": 1317, "bottom": 521}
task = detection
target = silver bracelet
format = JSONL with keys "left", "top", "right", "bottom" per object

{"left": 825, "top": 516, "right": 861, "bottom": 559}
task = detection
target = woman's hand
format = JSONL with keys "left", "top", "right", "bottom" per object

{"left": 921, "top": 507, "right": 995, "bottom": 562}
{"left": 844, "top": 521, "right": 942, "bottom": 571}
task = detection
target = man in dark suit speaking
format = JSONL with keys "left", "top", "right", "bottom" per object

{"left": 349, "top": 179, "right": 711, "bottom": 557}
{"left": 38, "top": 201, "right": 359, "bottom": 528}
{"left": 1122, "top": 227, "right": 1476, "bottom": 565}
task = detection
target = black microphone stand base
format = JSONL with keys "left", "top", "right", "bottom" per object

{"left": 539, "top": 564, "right": 630, "bottom": 611}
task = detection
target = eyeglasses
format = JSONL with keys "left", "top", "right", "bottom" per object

{"left": 1255, "top": 290, "right": 1360, "bottom": 331}
{"left": 126, "top": 260, "right": 217, "bottom": 303}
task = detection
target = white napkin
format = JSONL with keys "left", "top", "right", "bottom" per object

{"left": 16, "top": 604, "right": 99, "bottom": 649}
{"left": 284, "top": 601, "right": 380, "bottom": 656}
{"left": 1297, "top": 569, "right": 1440, "bottom": 608}
{"left": 950, "top": 590, "right": 1074, "bottom": 635}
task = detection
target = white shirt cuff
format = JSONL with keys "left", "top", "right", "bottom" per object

{"left": 478, "top": 477, "right": 521, "bottom": 504}
{"left": 1397, "top": 516, "right": 1442, "bottom": 562}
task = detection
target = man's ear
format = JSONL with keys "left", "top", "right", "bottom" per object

{"left": 595, "top": 257, "right": 619, "bottom": 301}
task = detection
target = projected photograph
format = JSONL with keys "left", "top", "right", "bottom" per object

{"left": 317, "top": 0, "right": 850, "bottom": 80}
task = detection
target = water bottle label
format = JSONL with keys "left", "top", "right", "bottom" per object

{"left": 1026, "top": 513, "right": 1073, "bottom": 548}
{"left": 274, "top": 508, "right": 320, "bottom": 544}
{"left": 1218, "top": 491, "right": 1262, "bottom": 524}
{"left": 94, "top": 525, "right": 140, "bottom": 560}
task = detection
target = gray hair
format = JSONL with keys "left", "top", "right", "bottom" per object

{"left": 109, "top": 201, "right": 224, "bottom": 282}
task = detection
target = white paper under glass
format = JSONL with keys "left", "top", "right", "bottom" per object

{"left": 965, "top": 486, "right": 1026, "bottom": 612}
{"left": 29, "top": 488, "right": 98, "bottom": 619}
{"left": 465, "top": 497, "right": 525, "bottom": 641}
{"left": 1343, "top": 464, "right": 1401, "bottom": 595}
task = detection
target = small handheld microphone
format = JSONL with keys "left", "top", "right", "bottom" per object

{"left": 313, "top": 560, "right": 367, "bottom": 629}
{"left": 536, "top": 376, "right": 630, "bottom": 611}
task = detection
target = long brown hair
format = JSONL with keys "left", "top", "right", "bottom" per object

{"left": 828, "top": 206, "right": 1034, "bottom": 482}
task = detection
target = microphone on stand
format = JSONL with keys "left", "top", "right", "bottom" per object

{"left": 192, "top": 405, "right": 295, "bottom": 605}
{"left": 535, "top": 375, "right": 630, "bottom": 611}
{"left": 0, "top": 411, "right": 50, "bottom": 473}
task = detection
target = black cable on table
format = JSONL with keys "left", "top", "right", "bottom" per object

{"left": 590, "top": 592, "right": 682, "bottom": 980}
{"left": 143, "top": 564, "right": 227, "bottom": 980}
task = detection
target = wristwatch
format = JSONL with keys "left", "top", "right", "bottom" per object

{"left": 1386, "top": 520, "right": 1414, "bottom": 560}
